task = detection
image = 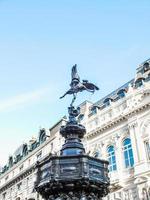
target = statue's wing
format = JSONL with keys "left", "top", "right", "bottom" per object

{"left": 71, "top": 64, "right": 80, "bottom": 81}
{"left": 82, "top": 82, "right": 99, "bottom": 92}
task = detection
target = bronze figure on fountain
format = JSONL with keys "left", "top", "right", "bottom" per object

{"left": 35, "top": 65, "right": 110, "bottom": 200}
{"left": 60, "top": 64, "right": 99, "bottom": 106}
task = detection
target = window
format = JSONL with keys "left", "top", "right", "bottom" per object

{"left": 19, "top": 164, "right": 24, "bottom": 172}
{"left": 93, "top": 150, "right": 100, "bottom": 158}
{"left": 117, "top": 89, "right": 126, "bottom": 98}
{"left": 31, "top": 142, "right": 37, "bottom": 150}
{"left": 23, "top": 145, "right": 28, "bottom": 157}
{"left": 144, "top": 141, "right": 150, "bottom": 160}
{"left": 36, "top": 151, "right": 42, "bottom": 160}
{"left": 51, "top": 142, "right": 53, "bottom": 152}
{"left": 26, "top": 177, "right": 29, "bottom": 187}
{"left": 39, "top": 129, "right": 46, "bottom": 144}
{"left": 17, "top": 182, "right": 22, "bottom": 191}
{"left": 107, "top": 146, "right": 117, "bottom": 172}
{"left": 123, "top": 138, "right": 134, "bottom": 168}
{"left": 78, "top": 114, "right": 84, "bottom": 122}
{"left": 15, "top": 154, "right": 22, "bottom": 163}
{"left": 5, "top": 176, "right": 9, "bottom": 182}
{"left": 9, "top": 156, "right": 13, "bottom": 168}
{"left": 135, "top": 79, "right": 143, "bottom": 88}
{"left": 2, "top": 192, "right": 6, "bottom": 200}
{"left": 143, "top": 62, "right": 150, "bottom": 72}
{"left": 89, "top": 107, "right": 97, "bottom": 117}
{"left": 103, "top": 98, "right": 111, "bottom": 107}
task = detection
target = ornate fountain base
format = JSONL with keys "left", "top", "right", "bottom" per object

{"left": 35, "top": 106, "right": 109, "bottom": 200}
{"left": 46, "top": 191, "right": 103, "bottom": 200}
{"left": 35, "top": 154, "right": 109, "bottom": 200}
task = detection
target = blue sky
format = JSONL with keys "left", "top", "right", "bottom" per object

{"left": 0, "top": 0, "right": 150, "bottom": 165}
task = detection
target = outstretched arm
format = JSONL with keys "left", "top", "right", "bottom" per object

{"left": 60, "top": 92, "right": 67, "bottom": 99}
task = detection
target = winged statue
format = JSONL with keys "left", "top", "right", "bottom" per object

{"left": 60, "top": 64, "right": 99, "bottom": 106}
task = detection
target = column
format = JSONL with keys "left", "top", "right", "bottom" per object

{"left": 129, "top": 121, "right": 147, "bottom": 176}
{"left": 115, "top": 135, "right": 124, "bottom": 182}
{"left": 130, "top": 122, "right": 147, "bottom": 163}
{"left": 128, "top": 122, "right": 140, "bottom": 165}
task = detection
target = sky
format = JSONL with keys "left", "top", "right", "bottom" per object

{"left": 0, "top": 0, "right": 150, "bottom": 166}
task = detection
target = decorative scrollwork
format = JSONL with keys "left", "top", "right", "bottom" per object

{"left": 47, "top": 192, "right": 102, "bottom": 200}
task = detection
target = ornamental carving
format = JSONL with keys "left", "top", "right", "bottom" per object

{"left": 48, "top": 192, "right": 102, "bottom": 200}
{"left": 140, "top": 118, "right": 150, "bottom": 138}
{"left": 127, "top": 93, "right": 143, "bottom": 110}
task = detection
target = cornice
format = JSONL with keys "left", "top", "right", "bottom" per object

{"left": 0, "top": 164, "right": 35, "bottom": 193}
{"left": 86, "top": 103, "right": 150, "bottom": 139}
{"left": 0, "top": 136, "right": 56, "bottom": 179}
{"left": 0, "top": 153, "right": 52, "bottom": 193}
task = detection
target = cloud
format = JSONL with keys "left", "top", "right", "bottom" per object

{"left": 0, "top": 88, "right": 49, "bottom": 112}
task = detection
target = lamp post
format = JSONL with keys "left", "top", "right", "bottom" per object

{"left": 35, "top": 65, "right": 110, "bottom": 200}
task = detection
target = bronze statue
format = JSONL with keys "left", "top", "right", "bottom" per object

{"left": 60, "top": 64, "right": 99, "bottom": 106}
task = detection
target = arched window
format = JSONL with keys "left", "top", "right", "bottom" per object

{"left": 117, "top": 89, "right": 126, "bottom": 99}
{"left": 143, "top": 62, "right": 150, "bottom": 73}
{"left": 8, "top": 156, "right": 13, "bottom": 168}
{"left": 123, "top": 138, "right": 134, "bottom": 168}
{"left": 135, "top": 78, "right": 144, "bottom": 88}
{"left": 93, "top": 150, "right": 100, "bottom": 158}
{"left": 103, "top": 98, "right": 111, "bottom": 107}
{"left": 22, "top": 144, "right": 28, "bottom": 157}
{"left": 107, "top": 146, "right": 117, "bottom": 172}
{"left": 39, "top": 129, "right": 46, "bottom": 144}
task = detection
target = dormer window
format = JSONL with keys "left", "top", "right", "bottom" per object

{"left": 2, "top": 165, "right": 8, "bottom": 173}
{"left": 15, "top": 154, "right": 22, "bottom": 163}
{"left": 36, "top": 151, "right": 42, "bottom": 160}
{"left": 8, "top": 156, "right": 13, "bottom": 168}
{"left": 22, "top": 144, "right": 28, "bottom": 157}
{"left": 39, "top": 129, "right": 46, "bottom": 144}
{"left": 31, "top": 142, "right": 37, "bottom": 150}
{"left": 91, "top": 107, "right": 97, "bottom": 115}
{"left": 78, "top": 114, "right": 84, "bottom": 122}
{"left": 143, "top": 62, "right": 150, "bottom": 73}
{"left": 117, "top": 89, "right": 126, "bottom": 99}
{"left": 103, "top": 98, "right": 111, "bottom": 107}
{"left": 135, "top": 78, "right": 144, "bottom": 88}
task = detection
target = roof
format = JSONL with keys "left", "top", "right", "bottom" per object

{"left": 137, "top": 58, "right": 150, "bottom": 72}
{"left": 94, "top": 79, "right": 134, "bottom": 107}
{"left": 49, "top": 116, "right": 66, "bottom": 131}
{"left": 14, "top": 143, "right": 27, "bottom": 157}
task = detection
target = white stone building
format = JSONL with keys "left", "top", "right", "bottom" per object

{"left": 0, "top": 59, "right": 150, "bottom": 200}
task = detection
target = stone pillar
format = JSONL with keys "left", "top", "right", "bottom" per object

{"left": 128, "top": 122, "right": 140, "bottom": 165}
{"left": 129, "top": 122, "right": 146, "bottom": 161}
{"left": 129, "top": 121, "right": 147, "bottom": 175}
{"left": 115, "top": 135, "right": 124, "bottom": 181}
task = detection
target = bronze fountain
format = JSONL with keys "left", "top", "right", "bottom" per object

{"left": 35, "top": 65, "right": 109, "bottom": 200}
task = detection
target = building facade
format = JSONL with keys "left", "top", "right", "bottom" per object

{"left": 0, "top": 59, "right": 150, "bottom": 200}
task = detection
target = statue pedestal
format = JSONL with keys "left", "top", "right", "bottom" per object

{"left": 35, "top": 154, "right": 109, "bottom": 200}
{"left": 35, "top": 106, "right": 110, "bottom": 200}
